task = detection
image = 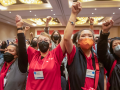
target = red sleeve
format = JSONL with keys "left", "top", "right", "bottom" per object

{"left": 67, "top": 45, "right": 76, "bottom": 65}
{"left": 104, "top": 68, "right": 107, "bottom": 75}
{"left": 27, "top": 46, "right": 36, "bottom": 64}
{"left": 16, "top": 39, "right": 18, "bottom": 43}
{"left": 52, "top": 44, "right": 65, "bottom": 65}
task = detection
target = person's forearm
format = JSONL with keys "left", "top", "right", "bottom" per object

{"left": 90, "top": 24, "right": 94, "bottom": 30}
{"left": 64, "top": 13, "right": 76, "bottom": 40}
{"left": 0, "top": 49, "right": 5, "bottom": 51}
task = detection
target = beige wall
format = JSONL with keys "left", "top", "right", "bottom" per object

{"left": 0, "top": 22, "right": 17, "bottom": 41}
{"left": 30, "top": 26, "right": 120, "bottom": 38}
{"left": 0, "top": 22, "right": 119, "bottom": 41}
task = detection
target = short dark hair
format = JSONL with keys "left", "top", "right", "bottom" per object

{"left": 9, "top": 44, "right": 18, "bottom": 55}
{"left": 77, "top": 28, "right": 94, "bottom": 40}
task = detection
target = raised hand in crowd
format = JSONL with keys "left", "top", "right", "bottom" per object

{"left": 46, "top": 16, "right": 52, "bottom": 27}
{"left": 102, "top": 19, "right": 114, "bottom": 33}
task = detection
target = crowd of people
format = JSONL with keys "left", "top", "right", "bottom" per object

{"left": 0, "top": 1, "right": 120, "bottom": 90}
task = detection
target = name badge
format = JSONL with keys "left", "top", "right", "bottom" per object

{"left": 34, "top": 71, "right": 44, "bottom": 79}
{"left": 86, "top": 69, "right": 95, "bottom": 79}
{"left": 4, "top": 78, "right": 7, "bottom": 86}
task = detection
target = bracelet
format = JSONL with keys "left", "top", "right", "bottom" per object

{"left": 17, "top": 27, "right": 23, "bottom": 31}
{"left": 69, "top": 20, "right": 75, "bottom": 25}
{"left": 90, "top": 23, "right": 93, "bottom": 25}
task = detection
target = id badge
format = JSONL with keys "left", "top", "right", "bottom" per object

{"left": 34, "top": 71, "right": 44, "bottom": 79}
{"left": 86, "top": 69, "right": 95, "bottom": 79}
{"left": 4, "top": 78, "right": 7, "bottom": 86}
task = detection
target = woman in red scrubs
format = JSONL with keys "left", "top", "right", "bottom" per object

{"left": 15, "top": 15, "right": 66, "bottom": 90}
{"left": 64, "top": 2, "right": 106, "bottom": 90}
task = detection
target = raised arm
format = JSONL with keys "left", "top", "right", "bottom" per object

{"left": 89, "top": 17, "right": 94, "bottom": 30}
{"left": 64, "top": 1, "right": 82, "bottom": 54}
{"left": 15, "top": 15, "right": 28, "bottom": 73}
{"left": 44, "top": 16, "right": 52, "bottom": 34}
{"left": 97, "top": 19, "right": 114, "bottom": 73}
{"left": 24, "top": 26, "right": 30, "bottom": 37}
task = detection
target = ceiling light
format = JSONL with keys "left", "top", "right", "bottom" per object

{"left": 95, "top": 8, "right": 97, "bottom": 10}
{"left": 53, "top": 14, "right": 55, "bottom": 15}
{"left": 0, "top": 0, "right": 16, "bottom": 6}
{"left": 30, "top": 11, "right": 32, "bottom": 12}
{"left": 9, "top": 12, "right": 11, "bottom": 13}
{"left": 35, "top": 15, "right": 36, "bottom": 16}
{"left": 32, "top": 23, "right": 37, "bottom": 26}
{"left": 28, "top": 18, "right": 45, "bottom": 25}
{"left": 19, "top": 0, "right": 43, "bottom": 4}
{"left": 51, "top": 10, "right": 53, "bottom": 11}
{"left": 113, "top": 12, "right": 115, "bottom": 14}
{"left": 0, "top": 5, "right": 7, "bottom": 10}
{"left": 79, "top": 0, "right": 94, "bottom": 2}
{"left": 92, "top": 13, "right": 94, "bottom": 14}
{"left": 119, "top": 8, "right": 120, "bottom": 10}
{"left": 76, "top": 17, "right": 88, "bottom": 24}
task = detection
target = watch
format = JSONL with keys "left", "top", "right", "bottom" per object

{"left": 17, "top": 27, "right": 23, "bottom": 30}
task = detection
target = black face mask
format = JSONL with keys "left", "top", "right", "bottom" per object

{"left": 31, "top": 41, "right": 37, "bottom": 47}
{"left": 53, "top": 35, "right": 59, "bottom": 40}
{"left": 38, "top": 41, "right": 49, "bottom": 53}
{"left": 4, "top": 52, "right": 14, "bottom": 63}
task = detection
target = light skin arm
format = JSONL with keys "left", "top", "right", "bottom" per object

{"left": 0, "top": 49, "right": 5, "bottom": 51}
{"left": 89, "top": 17, "right": 94, "bottom": 30}
{"left": 64, "top": 1, "right": 82, "bottom": 54}
{"left": 104, "top": 75, "right": 106, "bottom": 90}
{"left": 24, "top": 26, "right": 30, "bottom": 37}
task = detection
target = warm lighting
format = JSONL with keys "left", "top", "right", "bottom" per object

{"left": 0, "top": 5, "right": 7, "bottom": 10}
{"left": 32, "top": 23, "right": 37, "bottom": 26}
{"left": 76, "top": 17, "right": 104, "bottom": 25}
{"left": 90, "top": 17, "right": 104, "bottom": 24}
{"left": 19, "top": 0, "right": 43, "bottom": 4}
{"left": 0, "top": 0, "right": 16, "bottom": 6}
{"left": 43, "top": 18, "right": 58, "bottom": 25}
{"left": 28, "top": 18, "right": 45, "bottom": 25}
{"left": 79, "top": 0, "right": 94, "bottom": 2}
{"left": 79, "top": 0, "right": 120, "bottom": 2}
{"left": 76, "top": 17, "right": 88, "bottom": 24}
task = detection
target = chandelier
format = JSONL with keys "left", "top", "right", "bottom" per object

{"left": 0, "top": 0, "right": 43, "bottom": 6}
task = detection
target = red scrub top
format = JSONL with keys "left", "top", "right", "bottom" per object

{"left": 26, "top": 44, "right": 64, "bottom": 90}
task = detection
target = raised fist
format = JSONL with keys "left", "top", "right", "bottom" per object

{"left": 71, "top": 1, "right": 82, "bottom": 16}
{"left": 25, "top": 26, "right": 30, "bottom": 31}
{"left": 46, "top": 16, "right": 52, "bottom": 23}
{"left": 102, "top": 19, "right": 114, "bottom": 33}
{"left": 15, "top": 15, "right": 23, "bottom": 28}
{"left": 30, "top": 32, "right": 33, "bottom": 36}
{"left": 89, "top": 17, "right": 94, "bottom": 24}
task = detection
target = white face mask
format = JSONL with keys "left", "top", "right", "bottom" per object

{"left": 113, "top": 45, "right": 120, "bottom": 57}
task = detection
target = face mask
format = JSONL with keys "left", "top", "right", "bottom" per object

{"left": 53, "top": 35, "right": 59, "bottom": 40}
{"left": 31, "top": 41, "right": 37, "bottom": 47}
{"left": 78, "top": 38, "right": 94, "bottom": 50}
{"left": 4, "top": 52, "right": 15, "bottom": 63}
{"left": 113, "top": 45, "right": 120, "bottom": 56}
{"left": 38, "top": 41, "right": 49, "bottom": 53}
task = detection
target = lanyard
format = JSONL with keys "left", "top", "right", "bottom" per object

{"left": 34, "top": 56, "right": 46, "bottom": 71}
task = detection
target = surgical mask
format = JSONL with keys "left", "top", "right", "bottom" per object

{"left": 38, "top": 41, "right": 49, "bottom": 53}
{"left": 78, "top": 38, "right": 94, "bottom": 50}
{"left": 4, "top": 52, "right": 14, "bottom": 63}
{"left": 113, "top": 45, "right": 120, "bottom": 56}
{"left": 53, "top": 35, "right": 59, "bottom": 40}
{"left": 31, "top": 41, "right": 37, "bottom": 47}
